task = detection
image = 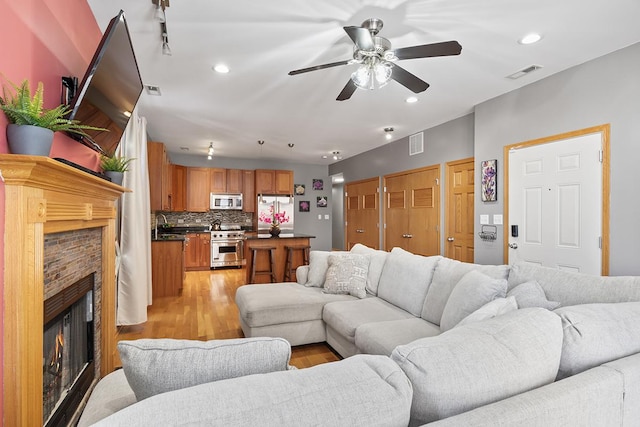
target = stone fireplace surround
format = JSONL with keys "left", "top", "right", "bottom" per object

{"left": 1, "top": 155, "right": 126, "bottom": 426}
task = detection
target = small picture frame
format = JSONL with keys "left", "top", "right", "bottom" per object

{"left": 316, "top": 196, "right": 327, "bottom": 208}
{"left": 481, "top": 159, "right": 497, "bottom": 202}
{"left": 294, "top": 184, "right": 305, "bottom": 195}
{"left": 298, "top": 200, "right": 310, "bottom": 212}
{"left": 312, "top": 179, "right": 324, "bottom": 191}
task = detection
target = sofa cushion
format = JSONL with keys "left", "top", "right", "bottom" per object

{"left": 439, "top": 270, "right": 508, "bottom": 332}
{"left": 422, "top": 258, "right": 510, "bottom": 325}
{"left": 323, "top": 297, "right": 415, "bottom": 342}
{"left": 236, "top": 283, "right": 355, "bottom": 327}
{"left": 350, "top": 243, "right": 389, "bottom": 295}
{"left": 377, "top": 247, "right": 440, "bottom": 316}
{"left": 391, "top": 308, "right": 563, "bottom": 424}
{"left": 93, "top": 355, "right": 413, "bottom": 427}
{"left": 507, "top": 280, "right": 561, "bottom": 310}
{"left": 118, "top": 337, "right": 291, "bottom": 401}
{"left": 323, "top": 253, "right": 369, "bottom": 298}
{"left": 554, "top": 302, "right": 640, "bottom": 379}
{"left": 304, "top": 250, "right": 347, "bottom": 287}
{"left": 455, "top": 296, "right": 518, "bottom": 328}
{"left": 508, "top": 261, "right": 640, "bottom": 306}
{"left": 355, "top": 318, "right": 440, "bottom": 356}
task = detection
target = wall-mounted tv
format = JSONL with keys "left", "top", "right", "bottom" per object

{"left": 67, "top": 10, "right": 143, "bottom": 155}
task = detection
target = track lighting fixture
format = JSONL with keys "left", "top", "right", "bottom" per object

{"left": 207, "top": 143, "right": 214, "bottom": 160}
{"left": 384, "top": 127, "right": 394, "bottom": 140}
{"left": 332, "top": 151, "right": 342, "bottom": 161}
{"left": 161, "top": 22, "right": 171, "bottom": 56}
{"left": 152, "top": 0, "right": 169, "bottom": 22}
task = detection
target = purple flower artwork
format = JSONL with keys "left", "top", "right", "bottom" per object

{"left": 312, "top": 179, "right": 323, "bottom": 190}
{"left": 481, "top": 159, "right": 497, "bottom": 202}
{"left": 299, "top": 200, "right": 310, "bottom": 212}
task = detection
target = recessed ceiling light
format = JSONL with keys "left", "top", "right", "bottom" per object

{"left": 519, "top": 33, "right": 542, "bottom": 45}
{"left": 405, "top": 96, "right": 418, "bottom": 104}
{"left": 213, "top": 64, "right": 230, "bottom": 73}
{"left": 123, "top": 111, "right": 131, "bottom": 118}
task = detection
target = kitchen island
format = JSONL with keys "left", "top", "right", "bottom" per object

{"left": 244, "top": 233, "right": 315, "bottom": 283}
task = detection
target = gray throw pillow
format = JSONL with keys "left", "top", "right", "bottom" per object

{"left": 323, "top": 253, "right": 369, "bottom": 298}
{"left": 118, "top": 337, "right": 291, "bottom": 401}
{"left": 305, "top": 251, "right": 347, "bottom": 287}
{"left": 507, "top": 280, "right": 561, "bottom": 310}
{"left": 440, "top": 270, "right": 508, "bottom": 331}
{"left": 455, "top": 296, "right": 518, "bottom": 328}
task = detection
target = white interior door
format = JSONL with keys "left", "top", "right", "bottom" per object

{"left": 508, "top": 132, "right": 602, "bottom": 274}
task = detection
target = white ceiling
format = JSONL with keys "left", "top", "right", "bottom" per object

{"left": 87, "top": 0, "right": 640, "bottom": 165}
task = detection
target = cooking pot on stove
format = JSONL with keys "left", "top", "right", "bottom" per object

{"left": 212, "top": 221, "right": 221, "bottom": 231}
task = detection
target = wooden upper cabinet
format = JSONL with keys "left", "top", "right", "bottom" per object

{"left": 210, "top": 168, "right": 227, "bottom": 193}
{"left": 186, "top": 167, "right": 211, "bottom": 212}
{"left": 171, "top": 164, "right": 187, "bottom": 212}
{"left": 227, "top": 169, "right": 243, "bottom": 193}
{"left": 255, "top": 169, "right": 293, "bottom": 195}
{"left": 148, "top": 141, "right": 171, "bottom": 211}
{"left": 242, "top": 170, "right": 255, "bottom": 212}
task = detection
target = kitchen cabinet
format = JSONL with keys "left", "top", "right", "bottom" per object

{"left": 210, "top": 168, "right": 227, "bottom": 193}
{"left": 171, "top": 164, "right": 187, "bottom": 211}
{"left": 255, "top": 169, "right": 293, "bottom": 195}
{"left": 148, "top": 141, "right": 171, "bottom": 211}
{"left": 186, "top": 168, "right": 211, "bottom": 212}
{"left": 185, "top": 232, "right": 211, "bottom": 270}
{"left": 227, "top": 169, "right": 243, "bottom": 193}
{"left": 242, "top": 169, "right": 255, "bottom": 212}
{"left": 151, "top": 240, "right": 184, "bottom": 298}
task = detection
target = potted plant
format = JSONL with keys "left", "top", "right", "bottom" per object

{"left": 100, "top": 152, "right": 135, "bottom": 185}
{"left": 0, "top": 78, "right": 107, "bottom": 156}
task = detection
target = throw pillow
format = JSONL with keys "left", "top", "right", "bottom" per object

{"left": 118, "top": 337, "right": 291, "bottom": 401}
{"left": 440, "top": 270, "right": 508, "bottom": 332}
{"left": 349, "top": 243, "right": 389, "bottom": 295}
{"left": 455, "top": 296, "right": 518, "bottom": 328}
{"left": 507, "top": 280, "right": 561, "bottom": 310}
{"left": 305, "top": 251, "right": 347, "bottom": 287}
{"left": 323, "top": 253, "right": 369, "bottom": 298}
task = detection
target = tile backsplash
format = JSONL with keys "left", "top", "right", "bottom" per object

{"left": 154, "top": 210, "right": 254, "bottom": 228}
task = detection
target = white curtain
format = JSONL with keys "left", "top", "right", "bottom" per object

{"left": 116, "top": 109, "right": 152, "bottom": 325}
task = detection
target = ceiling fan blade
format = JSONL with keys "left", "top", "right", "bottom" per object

{"left": 394, "top": 41, "right": 462, "bottom": 60}
{"left": 288, "top": 60, "right": 351, "bottom": 76}
{"left": 344, "top": 26, "right": 374, "bottom": 51}
{"left": 390, "top": 64, "right": 430, "bottom": 93}
{"left": 336, "top": 79, "right": 357, "bottom": 101}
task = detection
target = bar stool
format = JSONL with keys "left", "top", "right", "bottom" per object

{"left": 250, "top": 247, "right": 277, "bottom": 284}
{"left": 283, "top": 245, "right": 311, "bottom": 282}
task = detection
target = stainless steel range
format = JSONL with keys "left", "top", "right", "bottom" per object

{"left": 211, "top": 224, "right": 245, "bottom": 268}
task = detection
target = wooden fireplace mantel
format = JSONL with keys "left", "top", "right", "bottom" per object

{"left": 0, "top": 155, "right": 127, "bottom": 426}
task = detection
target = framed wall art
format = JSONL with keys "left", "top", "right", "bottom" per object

{"left": 299, "top": 200, "right": 310, "bottom": 212}
{"left": 481, "top": 159, "right": 497, "bottom": 202}
{"left": 312, "top": 179, "right": 324, "bottom": 191}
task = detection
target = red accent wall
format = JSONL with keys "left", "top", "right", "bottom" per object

{"left": 0, "top": 0, "right": 103, "bottom": 419}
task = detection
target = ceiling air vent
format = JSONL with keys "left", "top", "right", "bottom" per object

{"left": 506, "top": 64, "right": 543, "bottom": 80}
{"left": 409, "top": 132, "right": 424, "bottom": 156}
{"left": 145, "top": 85, "right": 162, "bottom": 96}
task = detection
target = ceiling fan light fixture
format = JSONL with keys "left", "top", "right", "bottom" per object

{"left": 351, "top": 58, "right": 392, "bottom": 90}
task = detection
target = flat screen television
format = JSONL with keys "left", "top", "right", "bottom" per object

{"left": 67, "top": 9, "right": 143, "bottom": 155}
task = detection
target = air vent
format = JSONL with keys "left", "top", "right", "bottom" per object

{"left": 409, "top": 132, "right": 424, "bottom": 156}
{"left": 506, "top": 64, "right": 543, "bottom": 80}
{"left": 145, "top": 85, "right": 162, "bottom": 96}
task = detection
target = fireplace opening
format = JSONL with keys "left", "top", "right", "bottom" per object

{"left": 43, "top": 273, "right": 95, "bottom": 427}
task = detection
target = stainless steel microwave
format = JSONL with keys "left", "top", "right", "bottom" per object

{"left": 210, "top": 193, "right": 243, "bottom": 210}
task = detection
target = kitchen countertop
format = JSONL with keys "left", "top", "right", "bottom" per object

{"left": 151, "top": 234, "right": 186, "bottom": 242}
{"left": 245, "top": 233, "right": 315, "bottom": 240}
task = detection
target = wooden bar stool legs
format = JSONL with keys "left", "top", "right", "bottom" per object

{"left": 250, "top": 247, "right": 277, "bottom": 284}
{"left": 283, "top": 245, "right": 310, "bottom": 282}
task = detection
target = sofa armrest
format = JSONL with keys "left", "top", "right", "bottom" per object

{"left": 296, "top": 265, "right": 309, "bottom": 284}
{"left": 77, "top": 370, "right": 136, "bottom": 427}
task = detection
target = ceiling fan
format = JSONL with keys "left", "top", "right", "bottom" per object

{"left": 288, "top": 18, "right": 462, "bottom": 101}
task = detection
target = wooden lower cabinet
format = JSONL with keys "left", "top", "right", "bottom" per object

{"left": 151, "top": 240, "right": 185, "bottom": 298}
{"left": 185, "top": 232, "right": 211, "bottom": 270}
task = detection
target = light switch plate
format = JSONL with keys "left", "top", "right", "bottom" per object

{"left": 480, "top": 214, "right": 489, "bottom": 225}
{"left": 493, "top": 214, "right": 503, "bottom": 225}
{"left": 324, "top": 214, "right": 330, "bottom": 220}
{"left": 318, "top": 214, "right": 322, "bottom": 220}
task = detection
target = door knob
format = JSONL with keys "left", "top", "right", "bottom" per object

{"left": 447, "top": 237, "right": 455, "bottom": 242}
{"left": 508, "top": 243, "right": 518, "bottom": 249}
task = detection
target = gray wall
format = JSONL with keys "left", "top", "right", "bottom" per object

{"left": 474, "top": 42, "right": 640, "bottom": 275}
{"left": 169, "top": 154, "right": 332, "bottom": 251}
{"left": 331, "top": 181, "right": 345, "bottom": 250}
{"left": 329, "top": 114, "right": 475, "bottom": 253}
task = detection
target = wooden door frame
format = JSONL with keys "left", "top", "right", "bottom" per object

{"left": 502, "top": 124, "right": 610, "bottom": 274}
{"left": 445, "top": 157, "right": 474, "bottom": 259}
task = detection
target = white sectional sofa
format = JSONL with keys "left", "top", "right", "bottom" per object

{"left": 79, "top": 244, "right": 640, "bottom": 426}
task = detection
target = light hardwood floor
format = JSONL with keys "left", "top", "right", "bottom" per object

{"left": 116, "top": 268, "right": 341, "bottom": 369}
